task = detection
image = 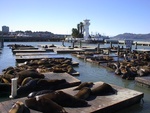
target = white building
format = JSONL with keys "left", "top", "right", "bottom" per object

{"left": 83, "top": 19, "right": 90, "bottom": 40}
{"left": 2, "top": 26, "right": 9, "bottom": 33}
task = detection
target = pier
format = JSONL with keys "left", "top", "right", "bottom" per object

{"left": 0, "top": 37, "right": 4, "bottom": 48}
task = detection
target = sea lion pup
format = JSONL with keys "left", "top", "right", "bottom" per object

{"left": 74, "top": 87, "right": 91, "bottom": 100}
{"left": 74, "top": 82, "right": 94, "bottom": 90}
{"left": 91, "top": 83, "right": 117, "bottom": 96}
{"left": 9, "top": 101, "right": 30, "bottom": 113}
{"left": 25, "top": 97, "right": 67, "bottom": 113}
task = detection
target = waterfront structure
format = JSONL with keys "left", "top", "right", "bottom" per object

{"left": 83, "top": 19, "right": 90, "bottom": 40}
{"left": 0, "top": 37, "right": 4, "bottom": 48}
{"left": 2, "top": 26, "right": 9, "bottom": 34}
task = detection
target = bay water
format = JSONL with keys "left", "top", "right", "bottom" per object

{"left": 0, "top": 41, "right": 150, "bottom": 113}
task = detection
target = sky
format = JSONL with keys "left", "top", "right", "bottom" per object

{"left": 0, "top": 0, "right": 150, "bottom": 36}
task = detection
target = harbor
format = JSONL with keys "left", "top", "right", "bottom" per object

{"left": 1, "top": 0, "right": 150, "bottom": 112}
{"left": 0, "top": 41, "right": 150, "bottom": 113}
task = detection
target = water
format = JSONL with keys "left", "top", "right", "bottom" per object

{"left": 0, "top": 41, "right": 150, "bottom": 113}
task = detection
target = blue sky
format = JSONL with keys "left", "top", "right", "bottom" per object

{"left": 1, "top": 0, "right": 150, "bottom": 36}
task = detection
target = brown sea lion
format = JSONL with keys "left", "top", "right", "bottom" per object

{"left": 74, "top": 82, "right": 94, "bottom": 90}
{"left": 21, "top": 77, "right": 33, "bottom": 86}
{"left": 91, "top": 83, "right": 117, "bottom": 96}
{"left": 1, "top": 77, "right": 11, "bottom": 84}
{"left": 2, "top": 74, "right": 15, "bottom": 83}
{"left": 74, "top": 87, "right": 91, "bottom": 100}
{"left": 36, "top": 79, "right": 67, "bottom": 90}
{"left": 25, "top": 97, "right": 67, "bottom": 113}
{"left": 9, "top": 101, "right": 30, "bottom": 113}
{"left": 28, "top": 90, "right": 54, "bottom": 98}
{"left": 17, "top": 70, "right": 45, "bottom": 85}
{"left": 17, "top": 79, "right": 40, "bottom": 96}
{"left": 33, "top": 91, "right": 88, "bottom": 107}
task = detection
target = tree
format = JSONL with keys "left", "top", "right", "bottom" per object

{"left": 72, "top": 28, "right": 79, "bottom": 38}
{"left": 79, "top": 22, "right": 84, "bottom": 34}
{"left": 71, "top": 22, "right": 84, "bottom": 38}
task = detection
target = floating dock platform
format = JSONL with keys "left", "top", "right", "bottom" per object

{"left": 43, "top": 72, "right": 81, "bottom": 87}
{"left": 15, "top": 52, "right": 57, "bottom": 56}
{"left": 53, "top": 48, "right": 84, "bottom": 53}
{"left": 13, "top": 49, "right": 47, "bottom": 54}
{"left": 0, "top": 81, "right": 143, "bottom": 113}
{"left": 15, "top": 55, "right": 64, "bottom": 63}
{"left": 135, "top": 76, "right": 150, "bottom": 88}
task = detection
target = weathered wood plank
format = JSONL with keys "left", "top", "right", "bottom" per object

{"left": 44, "top": 72, "right": 81, "bottom": 87}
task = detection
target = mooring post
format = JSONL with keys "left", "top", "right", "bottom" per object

{"left": 110, "top": 42, "right": 112, "bottom": 48}
{"left": 117, "top": 45, "right": 120, "bottom": 63}
{"left": 72, "top": 41, "right": 75, "bottom": 48}
{"left": 97, "top": 43, "right": 100, "bottom": 52}
{"left": 62, "top": 40, "right": 65, "bottom": 47}
{"left": 135, "top": 42, "right": 137, "bottom": 49}
{"left": 9, "top": 78, "right": 18, "bottom": 98}
{"left": 0, "top": 38, "right": 4, "bottom": 48}
{"left": 79, "top": 40, "right": 82, "bottom": 48}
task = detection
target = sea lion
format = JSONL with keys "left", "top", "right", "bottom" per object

{"left": 21, "top": 77, "right": 33, "bottom": 86}
{"left": 36, "top": 79, "right": 67, "bottom": 90}
{"left": 1, "top": 77, "right": 11, "bottom": 84}
{"left": 25, "top": 97, "right": 67, "bottom": 113}
{"left": 9, "top": 101, "right": 30, "bottom": 113}
{"left": 28, "top": 90, "right": 54, "bottom": 98}
{"left": 32, "top": 91, "right": 88, "bottom": 107}
{"left": 91, "top": 83, "right": 117, "bottom": 96}
{"left": 17, "top": 79, "right": 39, "bottom": 96}
{"left": 115, "top": 68, "right": 122, "bottom": 75}
{"left": 2, "top": 74, "right": 15, "bottom": 83}
{"left": 74, "top": 82, "right": 94, "bottom": 90}
{"left": 74, "top": 87, "right": 91, "bottom": 100}
{"left": 17, "top": 70, "right": 45, "bottom": 85}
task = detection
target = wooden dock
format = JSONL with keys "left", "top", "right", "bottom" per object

{"left": 53, "top": 48, "right": 84, "bottom": 53}
{"left": 15, "top": 52, "right": 57, "bottom": 56}
{"left": 13, "top": 49, "right": 47, "bottom": 54}
{"left": 15, "top": 56, "right": 64, "bottom": 63}
{"left": 43, "top": 72, "right": 81, "bottom": 87}
{"left": 135, "top": 76, "right": 150, "bottom": 88}
{"left": 12, "top": 47, "right": 39, "bottom": 50}
{"left": 0, "top": 81, "right": 143, "bottom": 113}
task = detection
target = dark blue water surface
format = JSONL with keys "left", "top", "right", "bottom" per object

{"left": 0, "top": 42, "right": 150, "bottom": 113}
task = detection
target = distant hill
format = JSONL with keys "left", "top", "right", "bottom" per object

{"left": 111, "top": 33, "right": 150, "bottom": 41}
